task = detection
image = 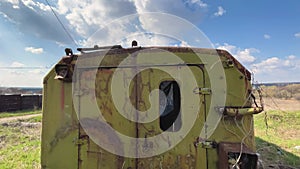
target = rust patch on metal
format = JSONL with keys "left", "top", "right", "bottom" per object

{"left": 216, "top": 49, "right": 251, "bottom": 80}
{"left": 80, "top": 118, "right": 125, "bottom": 168}
{"left": 73, "top": 46, "right": 251, "bottom": 80}
{"left": 60, "top": 84, "right": 65, "bottom": 111}
{"left": 49, "top": 124, "right": 78, "bottom": 152}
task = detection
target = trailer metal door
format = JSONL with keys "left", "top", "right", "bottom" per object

{"left": 76, "top": 67, "right": 137, "bottom": 169}
{"left": 135, "top": 65, "right": 207, "bottom": 169}
{"left": 75, "top": 64, "right": 207, "bottom": 169}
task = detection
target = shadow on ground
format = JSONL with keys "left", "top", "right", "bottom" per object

{"left": 256, "top": 137, "right": 300, "bottom": 169}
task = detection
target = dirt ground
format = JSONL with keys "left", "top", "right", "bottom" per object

{"left": 263, "top": 98, "right": 300, "bottom": 111}
{"left": 0, "top": 114, "right": 41, "bottom": 123}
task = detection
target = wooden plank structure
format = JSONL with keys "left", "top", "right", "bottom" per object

{"left": 0, "top": 94, "right": 42, "bottom": 112}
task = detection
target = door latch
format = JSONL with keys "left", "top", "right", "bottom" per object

{"left": 193, "top": 87, "right": 212, "bottom": 95}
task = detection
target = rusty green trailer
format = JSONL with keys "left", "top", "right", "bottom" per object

{"left": 41, "top": 46, "right": 263, "bottom": 169}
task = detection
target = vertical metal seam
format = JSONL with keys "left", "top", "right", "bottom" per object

{"left": 134, "top": 54, "right": 139, "bottom": 168}
{"left": 77, "top": 70, "right": 82, "bottom": 169}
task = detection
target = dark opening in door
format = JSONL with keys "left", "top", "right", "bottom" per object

{"left": 159, "top": 81, "right": 181, "bottom": 132}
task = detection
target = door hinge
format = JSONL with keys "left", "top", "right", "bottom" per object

{"left": 201, "top": 141, "right": 217, "bottom": 149}
{"left": 73, "top": 137, "right": 88, "bottom": 145}
{"left": 193, "top": 87, "right": 212, "bottom": 95}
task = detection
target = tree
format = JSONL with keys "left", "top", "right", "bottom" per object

{"left": 284, "top": 84, "right": 300, "bottom": 97}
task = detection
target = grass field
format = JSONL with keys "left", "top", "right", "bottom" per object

{"left": 0, "top": 107, "right": 299, "bottom": 168}
{"left": 0, "top": 110, "right": 41, "bottom": 118}
{"left": 0, "top": 115, "right": 41, "bottom": 169}
{"left": 254, "top": 110, "right": 300, "bottom": 168}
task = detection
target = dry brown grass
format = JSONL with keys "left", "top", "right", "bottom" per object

{"left": 263, "top": 98, "right": 300, "bottom": 111}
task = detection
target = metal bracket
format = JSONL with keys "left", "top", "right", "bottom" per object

{"left": 194, "top": 137, "right": 217, "bottom": 149}
{"left": 73, "top": 137, "right": 88, "bottom": 145}
{"left": 201, "top": 141, "right": 217, "bottom": 149}
{"left": 220, "top": 107, "right": 264, "bottom": 116}
{"left": 223, "top": 59, "right": 235, "bottom": 68}
{"left": 77, "top": 45, "right": 122, "bottom": 53}
{"left": 193, "top": 87, "right": 211, "bottom": 95}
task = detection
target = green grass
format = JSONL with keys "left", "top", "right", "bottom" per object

{"left": 0, "top": 110, "right": 41, "bottom": 118}
{"left": 254, "top": 110, "right": 300, "bottom": 167}
{"left": 0, "top": 110, "right": 299, "bottom": 168}
{"left": 22, "top": 115, "right": 42, "bottom": 123}
{"left": 0, "top": 116, "right": 42, "bottom": 169}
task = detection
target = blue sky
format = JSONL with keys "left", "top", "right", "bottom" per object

{"left": 0, "top": 0, "right": 299, "bottom": 87}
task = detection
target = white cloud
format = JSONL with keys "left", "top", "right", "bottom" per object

{"left": 264, "top": 34, "right": 271, "bottom": 39}
{"left": 251, "top": 55, "right": 299, "bottom": 74}
{"left": 57, "top": 0, "right": 208, "bottom": 42}
{"left": 0, "top": 0, "right": 214, "bottom": 87}
{"left": 22, "top": 0, "right": 51, "bottom": 12}
{"left": 0, "top": 69, "right": 46, "bottom": 87}
{"left": 179, "top": 41, "right": 190, "bottom": 47}
{"left": 4, "top": 0, "right": 50, "bottom": 11}
{"left": 214, "top": 6, "right": 226, "bottom": 17}
{"left": 217, "top": 43, "right": 236, "bottom": 53}
{"left": 251, "top": 57, "right": 279, "bottom": 73}
{"left": 249, "top": 55, "right": 300, "bottom": 82}
{"left": 237, "top": 48, "right": 258, "bottom": 62}
{"left": 1, "top": 0, "right": 210, "bottom": 46}
{"left": 217, "top": 43, "right": 258, "bottom": 63}
{"left": 12, "top": 5, "right": 20, "bottom": 9}
{"left": 5, "top": 0, "right": 19, "bottom": 5}
{"left": 0, "top": 61, "right": 47, "bottom": 87}
{"left": 0, "top": 0, "right": 72, "bottom": 43}
{"left": 24, "top": 47, "right": 44, "bottom": 54}
{"left": 10, "top": 61, "right": 25, "bottom": 67}
{"left": 132, "top": 0, "right": 207, "bottom": 21}
{"left": 294, "top": 32, "right": 300, "bottom": 38}
{"left": 287, "top": 55, "right": 296, "bottom": 59}
{"left": 184, "top": 0, "right": 208, "bottom": 8}
{"left": 57, "top": 0, "right": 137, "bottom": 38}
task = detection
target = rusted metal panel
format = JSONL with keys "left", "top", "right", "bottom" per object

{"left": 57, "top": 47, "right": 250, "bottom": 80}
{"left": 41, "top": 79, "right": 78, "bottom": 169}
{"left": 77, "top": 67, "right": 137, "bottom": 169}
{"left": 135, "top": 66, "right": 206, "bottom": 168}
{"left": 42, "top": 46, "right": 260, "bottom": 169}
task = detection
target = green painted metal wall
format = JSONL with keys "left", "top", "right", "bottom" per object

{"left": 41, "top": 47, "right": 259, "bottom": 169}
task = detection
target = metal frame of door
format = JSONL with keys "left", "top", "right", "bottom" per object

{"left": 76, "top": 63, "right": 207, "bottom": 169}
